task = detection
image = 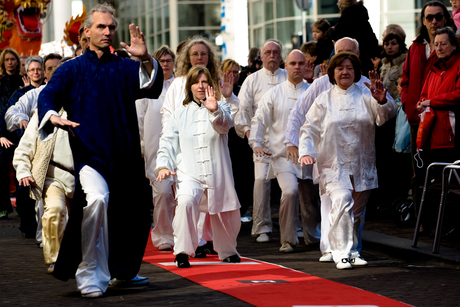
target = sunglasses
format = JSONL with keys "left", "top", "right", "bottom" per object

{"left": 425, "top": 13, "right": 444, "bottom": 22}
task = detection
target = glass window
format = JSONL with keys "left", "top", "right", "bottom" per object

{"left": 155, "top": 9, "right": 162, "bottom": 32}
{"left": 318, "top": 0, "right": 340, "bottom": 15}
{"left": 265, "top": 0, "right": 274, "bottom": 21}
{"left": 276, "top": 0, "right": 301, "bottom": 18}
{"left": 178, "top": 4, "right": 220, "bottom": 27}
{"left": 164, "top": 6, "right": 170, "bottom": 30}
{"left": 149, "top": 36, "right": 155, "bottom": 52}
{"left": 265, "top": 22, "right": 274, "bottom": 40}
{"left": 165, "top": 31, "right": 170, "bottom": 47}
{"left": 254, "top": 28, "right": 263, "bottom": 48}
{"left": 156, "top": 34, "right": 162, "bottom": 48}
{"left": 148, "top": 11, "right": 154, "bottom": 36}
{"left": 252, "top": 1, "right": 262, "bottom": 25}
{"left": 141, "top": 15, "right": 146, "bottom": 33}
{"left": 276, "top": 20, "right": 302, "bottom": 54}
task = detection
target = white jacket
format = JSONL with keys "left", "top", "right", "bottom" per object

{"left": 13, "top": 111, "right": 74, "bottom": 198}
{"left": 156, "top": 100, "right": 240, "bottom": 214}
{"left": 136, "top": 75, "right": 174, "bottom": 181}
{"left": 5, "top": 85, "right": 46, "bottom": 131}
{"left": 299, "top": 84, "right": 397, "bottom": 194}
{"left": 250, "top": 80, "right": 312, "bottom": 179}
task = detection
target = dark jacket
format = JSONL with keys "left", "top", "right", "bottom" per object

{"left": 401, "top": 37, "right": 438, "bottom": 126}
{"left": 328, "top": 3, "right": 379, "bottom": 77}
{"left": 0, "top": 72, "right": 24, "bottom": 112}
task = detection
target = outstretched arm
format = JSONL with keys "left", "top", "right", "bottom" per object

{"left": 121, "top": 24, "right": 153, "bottom": 75}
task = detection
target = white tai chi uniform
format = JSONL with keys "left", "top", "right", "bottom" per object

{"left": 136, "top": 75, "right": 175, "bottom": 248}
{"left": 285, "top": 74, "right": 370, "bottom": 255}
{"left": 156, "top": 100, "right": 241, "bottom": 260}
{"left": 299, "top": 83, "right": 396, "bottom": 263}
{"left": 13, "top": 111, "right": 74, "bottom": 265}
{"left": 250, "top": 80, "right": 320, "bottom": 245}
{"left": 6, "top": 84, "right": 46, "bottom": 242}
{"left": 235, "top": 67, "right": 287, "bottom": 236}
{"left": 161, "top": 75, "right": 239, "bottom": 246}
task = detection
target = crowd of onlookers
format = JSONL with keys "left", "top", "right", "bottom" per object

{"left": 0, "top": 0, "right": 459, "bottom": 297}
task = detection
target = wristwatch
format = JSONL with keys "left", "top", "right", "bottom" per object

{"left": 141, "top": 57, "right": 151, "bottom": 64}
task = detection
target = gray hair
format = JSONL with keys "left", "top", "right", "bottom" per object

{"left": 25, "top": 56, "right": 43, "bottom": 72}
{"left": 335, "top": 37, "right": 360, "bottom": 53}
{"left": 262, "top": 38, "right": 283, "bottom": 53}
{"left": 83, "top": 2, "right": 118, "bottom": 30}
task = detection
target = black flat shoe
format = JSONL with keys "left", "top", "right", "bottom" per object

{"left": 222, "top": 255, "right": 241, "bottom": 263}
{"left": 203, "top": 241, "right": 218, "bottom": 255}
{"left": 175, "top": 254, "right": 190, "bottom": 268}
{"left": 194, "top": 246, "right": 207, "bottom": 258}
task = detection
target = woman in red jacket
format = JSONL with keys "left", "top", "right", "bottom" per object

{"left": 416, "top": 26, "right": 460, "bottom": 233}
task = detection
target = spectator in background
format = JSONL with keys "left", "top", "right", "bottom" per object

{"left": 450, "top": 0, "right": 460, "bottom": 33}
{"left": 371, "top": 29, "right": 408, "bottom": 212}
{"left": 20, "top": 56, "right": 28, "bottom": 76}
{"left": 311, "top": 18, "right": 334, "bottom": 67}
{"left": 415, "top": 27, "right": 460, "bottom": 233}
{"left": 328, "top": 0, "right": 379, "bottom": 77}
{"left": 0, "top": 47, "right": 23, "bottom": 220}
{"left": 400, "top": 1, "right": 452, "bottom": 230}
{"left": 238, "top": 47, "right": 261, "bottom": 86}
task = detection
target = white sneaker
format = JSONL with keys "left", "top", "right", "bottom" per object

{"left": 319, "top": 252, "right": 333, "bottom": 262}
{"left": 81, "top": 287, "right": 103, "bottom": 298}
{"left": 336, "top": 258, "right": 352, "bottom": 270}
{"left": 47, "top": 263, "right": 55, "bottom": 273}
{"left": 296, "top": 227, "right": 304, "bottom": 238}
{"left": 256, "top": 233, "right": 269, "bottom": 243}
{"left": 279, "top": 241, "right": 294, "bottom": 253}
{"left": 350, "top": 256, "right": 368, "bottom": 266}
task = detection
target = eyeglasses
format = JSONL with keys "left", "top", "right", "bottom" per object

{"left": 263, "top": 50, "right": 281, "bottom": 56}
{"left": 159, "top": 59, "right": 173, "bottom": 64}
{"left": 425, "top": 13, "right": 444, "bottom": 22}
{"left": 190, "top": 52, "right": 208, "bottom": 58}
{"left": 28, "top": 68, "right": 42, "bottom": 73}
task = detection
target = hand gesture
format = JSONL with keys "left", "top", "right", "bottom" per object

{"left": 120, "top": 24, "right": 148, "bottom": 59}
{"left": 50, "top": 114, "right": 80, "bottom": 137}
{"left": 300, "top": 155, "right": 316, "bottom": 167}
{"left": 304, "top": 60, "right": 315, "bottom": 82}
{"left": 19, "top": 120, "right": 29, "bottom": 130}
{"left": 365, "top": 79, "right": 388, "bottom": 104}
{"left": 0, "top": 137, "right": 14, "bottom": 148}
{"left": 220, "top": 71, "right": 234, "bottom": 98}
{"left": 364, "top": 70, "right": 381, "bottom": 92}
{"left": 202, "top": 86, "right": 218, "bottom": 112}
{"left": 22, "top": 75, "right": 30, "bottom": 87}
{"left": 19, "top": 176, "right": 35, "bottom": 187}
{"left": 253, "top": 146, "right": 272, "bottom": 157}
{"left": 156, "top": 168, "right": 176, "bottom": 182}
{"left": 286, "top": 146, "right": 299, "bottom": 164}
{"left": 318, "top": 63, "right": 328, "bottom": 77}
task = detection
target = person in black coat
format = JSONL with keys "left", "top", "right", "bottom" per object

{"left": 328, "top": 0, "right": 379, "bottom": 77}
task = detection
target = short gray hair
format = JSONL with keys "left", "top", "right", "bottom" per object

{"left": 83, "top": 2, "right": 118, "bottom": 30}
{"left": 25, "top": 56, "right": 43, "bottom": 72}
{"left": 335, "top": 37, "right": 359, "bottom": 53}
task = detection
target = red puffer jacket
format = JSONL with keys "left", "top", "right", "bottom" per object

{"left": 418, "top": 52, "right": 460, "bottom": 150}
{"left": 401, "top": 37, "right": 438, "bottom": 126}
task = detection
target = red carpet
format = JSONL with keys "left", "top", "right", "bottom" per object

{"left": 143, "top": 239, "right": 412, "bottom": 307}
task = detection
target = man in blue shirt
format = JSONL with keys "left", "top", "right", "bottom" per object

{"left": 38, "top": 3, "right": 163, "bottom": 298}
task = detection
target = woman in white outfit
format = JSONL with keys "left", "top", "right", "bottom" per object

{"left": 156, "top": 66, "right": 241, "bottom": 268}
{"left": 299, "top": 52, "right": 396, "bottom": 269}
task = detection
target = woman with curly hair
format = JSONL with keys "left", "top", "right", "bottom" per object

{"left": 161, "top": 36, "right": 239, "bottom": 130}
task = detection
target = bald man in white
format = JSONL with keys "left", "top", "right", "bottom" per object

{"left": 250, "top": 50, "right": 320, "bottom": 252}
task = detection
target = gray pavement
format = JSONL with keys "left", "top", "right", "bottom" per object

{"left": 1, "top": 208, "right": 460, "bottom": 307}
